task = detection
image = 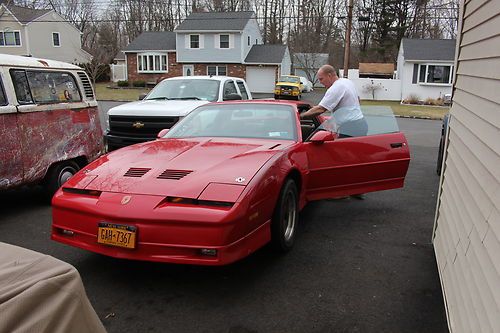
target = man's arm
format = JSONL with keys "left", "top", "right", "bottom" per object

{"left": 300, "top": 104, "right": 328, "bottom": 118}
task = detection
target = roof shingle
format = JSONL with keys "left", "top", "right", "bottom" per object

{"left": 245, "top": 44, "right": 287, "bottom": 64}
{"left": 4, "top": 4, "right": 51, "bottom": 24}
{"left": 402, "top": 38, "right": 456, "bottom": 61}
{"left": 124, "top": 32, "right": 176, "bottom": 52}
{"left": 175, "top": 11, "right": 254, "bottom": 31}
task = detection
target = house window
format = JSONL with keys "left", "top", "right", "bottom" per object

{"left": 0, "top": 31, "right": 21, "bottom": 46}
{"left": 418, "top": 64, "right": 453, "bottom": 84}
{"left": 190, "top": 35, "right": 200, "bottom": 49}
{"left": 137, "top": 53, "right": 168, "bottom": 73}
{"left": 207, "top": 65, "right": 227, "bottom": 76}
{"left": 52, "top": 32, "right": 60, "bottom": 46}
{"left": 220, "top": 34, "right": 229, "bottom": 48}
{"left": 247, "top": 36, "right": 250, "bottom": 46}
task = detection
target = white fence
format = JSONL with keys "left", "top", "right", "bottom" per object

{"left": 110, "top": 64, "right": 126, "bottom": 82}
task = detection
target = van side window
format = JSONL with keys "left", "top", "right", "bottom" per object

{"left": 0, "top": 77, "right": 7, "bottom": 106}
{"left": 236, "top": 81, "right": 248, "bottom": 99}
{"left": 26, "top": 71, "right": 82, "bottom": 104}
{"left": 10, "top": 70, "right": 33, "bottom": 104}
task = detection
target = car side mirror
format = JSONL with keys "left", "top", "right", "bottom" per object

{"left": 223, "top": 93, "right": 242, "bottom": 101}
{"left": 138, "top": 93, "right": 147, "bottom": 100}
{"left": 157, "top": 129, "right": 169, "bottom": 138}
{"left": 309, "top": 130, "right": 335, "bottom": 144}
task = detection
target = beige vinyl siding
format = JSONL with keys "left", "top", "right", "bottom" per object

{"left": 433, "top": 0, "right": 500, "bottom": 331}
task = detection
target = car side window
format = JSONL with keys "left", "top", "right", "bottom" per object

{"left": 26, "top": 71, "right": 82, "bottom": 104}
{"left": 223, "top": 80, "right": 238, "bottom": 98}
{"left": 236, "top": 81, "right": 248, "bottom": 100}
{"left": 0, "top": 76, "right": 7, "bottom": 106}
{"left": 10, "top": 70, "right": 34, "bottom": 104}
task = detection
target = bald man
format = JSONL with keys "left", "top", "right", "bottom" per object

{"left": 300, "top": 65, "right": 368, "bottom": 137}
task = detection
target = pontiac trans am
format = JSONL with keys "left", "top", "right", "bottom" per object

{"left": 51, "top": 101, "right": 410, "bottom": 265}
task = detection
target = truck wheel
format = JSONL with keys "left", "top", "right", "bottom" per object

{"left": 271, "top": 179, "right": 299, "bottom": 252}
{"left": 274, "top": 94, "right": 279, "bottom": 100}
{"left": 44, "top": 161, "right": 80, "bottom": 201}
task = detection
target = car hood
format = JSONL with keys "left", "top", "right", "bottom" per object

{"left": 69, "top": 138, "right": 293, "bottom": 198}
{"left": 107, "top": 100, "right": 210, "bottom": 117}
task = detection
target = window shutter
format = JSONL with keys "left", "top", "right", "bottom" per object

{"left": 229, "top": 34, "right": 234, "bottom": 49}
{"left": 199, "top": 35, "right": 204, "bottom": 49}
{"left": 412, "top": 64, "right": 418, "bottom": 84}
{"left": 214, "top": 34, "right": 219, "bottom": 48}
{"left": 185, "top": 35, "right": 189, "bottom": 48}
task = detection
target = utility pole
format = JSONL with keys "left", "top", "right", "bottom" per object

{"left": 343, "top": 0, "right": 354, "bottom": 78}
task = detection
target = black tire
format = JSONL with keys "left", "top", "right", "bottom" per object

{"left": 44, "top": 161, "right": 80, "bottom": 201}
{"left": 274, "top": 94, "right": 279, "bottom": 100}
{"left": 271, "top": 179, "right": 299, "bottom": 252}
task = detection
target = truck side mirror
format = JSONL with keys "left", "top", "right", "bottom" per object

{"left": 223, "top": 93, "right": 242, "bottom": 101}
{"left": 138, "top": 93, "right": 147, "bottom": 100}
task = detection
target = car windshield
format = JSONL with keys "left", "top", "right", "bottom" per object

{"left": 146, "top": 79, "right": 220, "bottom": 102}
{"left": 279, "top": 76, "right": 300, "bottom": 84}
{"left": 165, "top": 103, "right": 298, "bottom": 140}
{"left": 316, "top": 106, "right": 400, "bottom": 138}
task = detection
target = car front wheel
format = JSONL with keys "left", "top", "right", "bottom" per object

{"left": 44, "top": 161, "right": 80, "bottom": 201}
{"left": 271, "top": 179, "right": 299, "bottom": 252}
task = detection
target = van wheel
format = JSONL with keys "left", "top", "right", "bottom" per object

{"left": 44, "top": 161, "right": 79, "bottom": 201}
{"left": 271, "top": 179, "right": 299, "bottom": 252}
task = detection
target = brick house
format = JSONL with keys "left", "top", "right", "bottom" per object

{"left": 122, "top": 11, "right": 291, "bottom": 93}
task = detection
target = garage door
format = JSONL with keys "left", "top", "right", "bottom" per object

{"left": 246, "top": 66, "right": 276, "bottom": 93}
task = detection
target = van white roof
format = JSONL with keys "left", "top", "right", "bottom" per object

{"left": 0, "top": 54, "right": 83, "bottom": 70}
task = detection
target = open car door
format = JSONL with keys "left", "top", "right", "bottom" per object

{"left": 304, "top": 106, "right": 410, "bottom": 200}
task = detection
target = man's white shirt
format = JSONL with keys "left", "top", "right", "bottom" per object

{"left": 319, "top": 78, "right": 363, "bottom": 126}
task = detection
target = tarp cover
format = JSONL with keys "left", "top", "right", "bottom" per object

{"left": 0, "top": 242, "right": 106, "bottom": 333}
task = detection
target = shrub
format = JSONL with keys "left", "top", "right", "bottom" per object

{"left": 132, "top": 80, "right": 146, "bottom": 87}
{"left": 117, "top": 80, "right": 129, "bottom": 87}
{"left": 403, "top": 94, "right": 421, "bottom": 104}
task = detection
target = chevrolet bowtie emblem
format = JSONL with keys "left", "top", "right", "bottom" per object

{"left": 132, "top": 121, "right": 144, "bottom": 129}
{"left": 121, "top": 195, "right": 132, "bottom": 205}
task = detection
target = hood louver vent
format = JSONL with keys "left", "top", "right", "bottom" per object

{"left": 77, "top": 71, "right": 95, "bottom": 99}
{"left": 124, "top": 167, "right": 151, "bottom": 177}
{"left": 157, "top": 169, "right": 193, "bottom": 180}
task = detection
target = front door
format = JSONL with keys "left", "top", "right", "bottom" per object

{"left": 183, "top": 65, "right": 194, "bottom": 76}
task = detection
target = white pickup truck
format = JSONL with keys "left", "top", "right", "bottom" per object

{"left": 105, "top": 76, "right": 252, "bottom": 151}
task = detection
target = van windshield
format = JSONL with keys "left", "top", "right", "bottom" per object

{"left": 146, "top": 79, "right": 220, "bottom": 102}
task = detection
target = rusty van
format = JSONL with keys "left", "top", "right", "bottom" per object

{"left": 0, "top": 54, "right": 103, "bottom": 198}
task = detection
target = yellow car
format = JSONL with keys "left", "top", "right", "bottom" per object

{"left": 274, "top": 75, "right": 303, "bottom": 100}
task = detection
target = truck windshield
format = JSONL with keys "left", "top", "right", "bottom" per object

{"left": 146, "top": 79, "right": 220, "bottom": 102}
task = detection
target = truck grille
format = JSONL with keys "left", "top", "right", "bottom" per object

{"left": 108, "top": 115, "right": 180, "bottom": 138}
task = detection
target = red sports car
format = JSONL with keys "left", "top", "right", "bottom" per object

{"left": 52, "top": 101, "right": 410, "bottom": 265}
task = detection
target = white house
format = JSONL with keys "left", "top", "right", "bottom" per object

{"left": 0, "top": 3, "right": 91, "bottom": 64}
{"left": 433, "top": 0, "right": 500, "bottom": 331}
{"left": 397, "top": 38, "right": 456, "bottom": 102}
{"left": 122, "top": 11, "right": 291, "bottom": 93}
{"left": 293, "top": 52, "right": 328, "bottom": 86}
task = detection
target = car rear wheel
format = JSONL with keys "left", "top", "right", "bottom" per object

{"left": 44, "top": 161, "right": 80, "bottom": 201}
{"left": 271, "top": 179, "right": 299, "bottom": 252}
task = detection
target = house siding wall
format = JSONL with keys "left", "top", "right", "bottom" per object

{"left": 0, "top": 12, "right": 27, "bottom": 55}
{"left": 433, "top": 0, "right": 500, "bottom": 332}
{"left": 401, "top": 61, "right": 453, "bottom": 101}
{"left": 241, "top": 19, "right": 262, "bottom": 62}
{"left": 176, "top": 32, "right": 243, "bottom": 63}
{"left": 27, "top": 12, "right": 90, "bottom": 63}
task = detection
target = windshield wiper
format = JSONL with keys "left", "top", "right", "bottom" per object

{"left": 170, "top": 97, "right": 202, "bottom": 100}
{"left": 146, "top": 97, "right": 171, "bottom": 100}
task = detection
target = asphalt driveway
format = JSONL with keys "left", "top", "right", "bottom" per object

{"left": 0, "top": 104, "right": 448, "bottom": 332}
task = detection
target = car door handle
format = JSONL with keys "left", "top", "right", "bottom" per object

{"left": 390, "top": 143, "right": 403, "bottom": 148}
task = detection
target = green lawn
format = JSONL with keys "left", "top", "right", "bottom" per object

{"left": 95, "top": 82, "right": 151, "bottom": 101}
{"left": 361, "top": 100, "right": 449, "bottom": 120}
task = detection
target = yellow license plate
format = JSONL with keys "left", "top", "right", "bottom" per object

{"left": 97, "top": 222, "right": 137, "bottom": 249}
